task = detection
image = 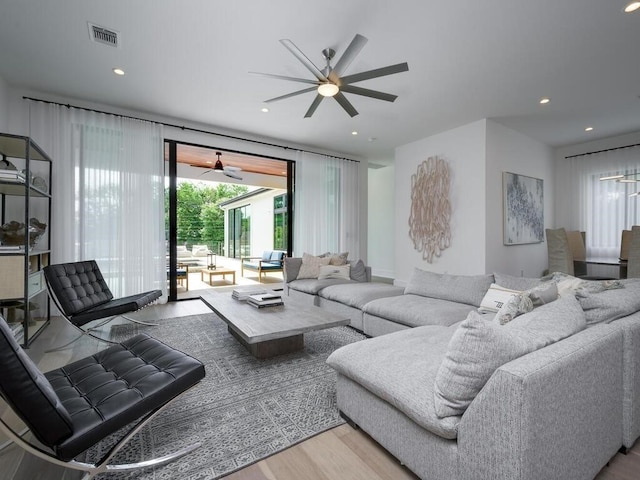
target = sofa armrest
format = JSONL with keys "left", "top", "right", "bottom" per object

{"left": 284, "top": 257, "right": 302, "bottom": 284}
{"left": 457, "top": 325, "right": 622, "bottom": 480}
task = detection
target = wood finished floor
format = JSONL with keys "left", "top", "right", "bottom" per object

{"left": 1, "top": 298, "right": 639, "bottom": 480}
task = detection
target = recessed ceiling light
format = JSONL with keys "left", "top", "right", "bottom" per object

{"left": 585, "top": 126, "right": 594, "bottom": 132}
{"left": 112, "top": 67, "right": 125, "bottom": 76}
{"left": 539, "top": 97, "right": 550, "bottom": 104}
{"left": 261, "top": 107, "right": 269, "bottom": 113}
{"left": 624, "top": 2, "right": 640, "bottom": 13}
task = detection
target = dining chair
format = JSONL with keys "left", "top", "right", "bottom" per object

{"left": 620, "top": 229, "right": 632, "bottom": 261}
{"left": 627, "top": 226, "right": 640, "bottom": 278}
{"left": 545, "top": 228, "right": 574, "bottom": 275}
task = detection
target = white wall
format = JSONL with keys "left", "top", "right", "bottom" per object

{"left": 395, "top": 120, "right": 487, "bottom": 285}
{"left": 485, "top": 120, "right": 555, "bottom": 278}
{"left": 368, "top": 165, "right": 395, "bottom": 279}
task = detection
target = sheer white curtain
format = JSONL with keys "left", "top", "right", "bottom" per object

{"left": 556, "top": 145, "right": 640, "bottom": 258}
{"left": 27, "top": 101, "right": 166, "bottom": 299}
{"left": 294, "top": 151, "right": 361, "bottom": 259}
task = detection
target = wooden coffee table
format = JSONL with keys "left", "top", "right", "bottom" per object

{"left": 200, "top": 267, "right": 236, "bottom": 285}
{"left": 200, "top": 290, "right": 349, "bottom": 358}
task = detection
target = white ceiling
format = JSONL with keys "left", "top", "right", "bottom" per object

{"left": 1, "top": 0, "right": 639, "bottom": 164}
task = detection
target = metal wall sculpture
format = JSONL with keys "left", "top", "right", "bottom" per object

{"left": 408, "top": 156, "right": 451, "bottom": 262}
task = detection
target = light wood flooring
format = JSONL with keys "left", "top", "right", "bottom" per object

{"left": 1, "top": 298, "right": 639, "bottom": 480}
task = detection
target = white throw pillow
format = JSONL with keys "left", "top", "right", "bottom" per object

{"left": 318, "top": 264, "right": 351, "bottom": 280}
{"left": 192, "top": 245, "right": 209, "bottom": 257}
{"left": 478, "top": 283, "right": 521, "bottom": 313}
{"left": 297, "top": 253, "right": 331, "bottom": 279}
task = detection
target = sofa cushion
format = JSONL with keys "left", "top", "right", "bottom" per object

{"left": 327, "top": 325, "right": 461, "bottom": 439}
{"left": 288, "top": 278, "right": 353, "bottom": 295}
{"left": 363, "top": 294, "right": 476, "bottom": 328}
{"left": 433, "top": 294, "right": 586, "bottom": 418}
{"left": 493, "top": 272, "right": 543, "bottom": 291}
{"left": 404, "top": 268, "right": 494, "bottom": 307}
{"left": 192, "top": 245, "right": 209, "bottom": 257}
{"left": 318, "top": 264, "right": 351, "bottom": 280}
{"left": 319, "top": 282, "right": 404, "bottom": 309}
{"left": 297, "top": 253, "right": 331, "bottom": 279}
{"left": 494, "top": 282, "right": 558, "bottom": 325}
{"left": 578, "top": 280, "right": 640, "bottom": 325}
{"left": 176, "top": 245, "right": 191, "bottom": 258}
{"left": 349, "top": 259, "right": 368, "bottom": 282}
{"left": 319, "top": 251, "right": 349, "bottom": 265}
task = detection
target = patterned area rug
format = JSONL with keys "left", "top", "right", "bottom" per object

{"left": 85, "top": 313, "right": 366, "bottom": 479}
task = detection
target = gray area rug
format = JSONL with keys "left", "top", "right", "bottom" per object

{"left": 85, "top": 313, "right": 366, "bottom": 479}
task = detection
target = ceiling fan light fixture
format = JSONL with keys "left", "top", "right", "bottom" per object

{"left": 624, "top": 1, "right": 640, "bottom": 13}
{"left": 318, "top": 83, "right": 339, "bottom": 97}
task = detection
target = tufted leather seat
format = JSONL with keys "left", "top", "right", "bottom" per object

{"left": 44, "top": 260, "right": 162, "bottom": 328}
{"left": 0, "top": 314, "right": 205, "bottom": 472}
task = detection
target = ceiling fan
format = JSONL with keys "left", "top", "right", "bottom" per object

{"left": 201, "top": 152, "right": 243, "bottom": 180}
{"left": 251, "top": 33, "right": 409, "bottom": 118}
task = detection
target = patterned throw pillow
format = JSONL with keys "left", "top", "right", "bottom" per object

{"left": 319, "top": 251, "right": 349, "bottom": 265}
{"left": 318, "top": 264, "right": 351, "bottom": 280}
{"left": 478, "top": 284, "right": 521, "bottom": 313}
{"left": 297, "top": 253, "right": 331, "bottom": 279}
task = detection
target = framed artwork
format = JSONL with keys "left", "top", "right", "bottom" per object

{"left": 503, "top": 172, "right": 544, "bottom": 245}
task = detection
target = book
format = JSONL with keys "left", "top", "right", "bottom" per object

{"left": 247, "top": 293, "right": 284, "bottom": 308}
{"left": 247, "top": 299, "right": 284, "bottom": 309}
{"left": 232, "top": 287, "right": 268, "bottom": 301}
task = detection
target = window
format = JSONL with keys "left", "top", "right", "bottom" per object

{"left": 228, "top": 205, "right": 250, "bottom": 258}
{"left": 274, "top": 194, "right": 288, "bottom": 251}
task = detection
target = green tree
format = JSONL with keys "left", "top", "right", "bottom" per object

{"left": 165, "top": 182, "right": 248, "bottom": 251}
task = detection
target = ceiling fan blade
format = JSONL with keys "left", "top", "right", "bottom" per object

{"left": 249, "top": 71, "right": 319, "bottom": 85}
{"left": 304, "top": 94, "right": 324, "bottom": 118}
{"left": 329, "top": 34, "right": 368, "bottom": 82}
{"left": 224, "top": 171, "right": 243, "bottom": 180}
{"left": 333, "top": 92, "right": 359, "bottom": 117}
{"left": 265, "top": 86, "right": 317, "bottom": 103}
{"left": 340, "top": 62, "right": 409, "bottom": 85}
{"left": 339, "top": 85, "right": 398, "bottom": 102}
{"left": 224, "top": 166, "right": 242, "bottom": 172}
{"left": 280, "top": 39, "right": 328, "bottom": 82}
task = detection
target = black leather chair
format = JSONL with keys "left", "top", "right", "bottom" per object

{"left": 43, "top": 260, "right": 162, "bottom": 350}
{"left": 0, "top": 314, "right": 205, "bottom": 479}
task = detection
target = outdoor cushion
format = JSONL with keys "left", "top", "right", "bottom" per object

{"left": 433, "top": 294, "right": 586, "bottom": 418}
{"left": 270, "top": 251, "right": 285, "bottom": 262}
{"left": 327, "top": 325, "right": 461, "bottom": 439}
{"left": 404, "top": 268, "right": 494, "bottom": 307}
{"left": 363, "top": 294, "right": 476, "bottom": 328}
{"left": 261, "top": 251, "right": 273, "bottom": 262}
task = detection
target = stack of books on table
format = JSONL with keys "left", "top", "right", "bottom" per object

{"left": 231, "top": 286, "right": 267, "bottom": 301}
{"left": 247, "top": 293, "right": 284, "bottom": 309}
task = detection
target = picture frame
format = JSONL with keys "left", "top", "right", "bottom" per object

{"left": 503, "top": 172, "right": 544, "bottom": 245}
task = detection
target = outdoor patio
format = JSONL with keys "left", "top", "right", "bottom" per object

{"left": 174, "top": 256, "right": 284, "bottom": 300}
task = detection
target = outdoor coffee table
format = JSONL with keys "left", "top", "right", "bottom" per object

{"left": 200, "top": 290, "right": 349, "bottom": 358}
{"left": 200, "top": 267, "right": 236, "bottom": 285}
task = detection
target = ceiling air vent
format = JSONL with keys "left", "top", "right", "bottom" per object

{"left": 88, "top": 22, "right": 120, "bottom": 47}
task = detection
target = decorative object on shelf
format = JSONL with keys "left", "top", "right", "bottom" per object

{"left": 503, "top": 172, "right": 544, "bottom": 245}
{"left": 0, "top": 218, "right": 47, "bottom": 247}
{"left": 408, "top": 156, "right": 451, "bottom": 263}
{"left": 0, "top": 159, "right": 17, "bottom": 170}
{"left": 32, "top": 175, "right": 48, "bottom": 192}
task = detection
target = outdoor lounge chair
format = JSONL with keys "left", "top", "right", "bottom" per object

{"left": 43, "top": 260, "right": 162, "bottom": 351}
{"left": 0, "top": 313, "right": 205, "bottom": 480}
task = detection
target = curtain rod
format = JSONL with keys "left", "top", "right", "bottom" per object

{"left": 564, "top": 142, "right": 640, "bottom": 159}
{"left": 23, "top": 96, "right": 359, "bottom": 163}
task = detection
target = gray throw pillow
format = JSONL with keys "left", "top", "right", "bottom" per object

{"left": 349, "top": 259, "right": 368, "bottom": 282}
{"left": 404, "top": 268, "right": 494, "bottom": 307}
{"left": 493, "top": 272, "right": 542, "bottom": 291}
{"left": 433, "top": 295, "right": 586, "bottom": 418}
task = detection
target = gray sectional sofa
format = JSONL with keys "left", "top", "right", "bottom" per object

{"left": 284, "top": 257, "right": 640, "bottom": 480}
